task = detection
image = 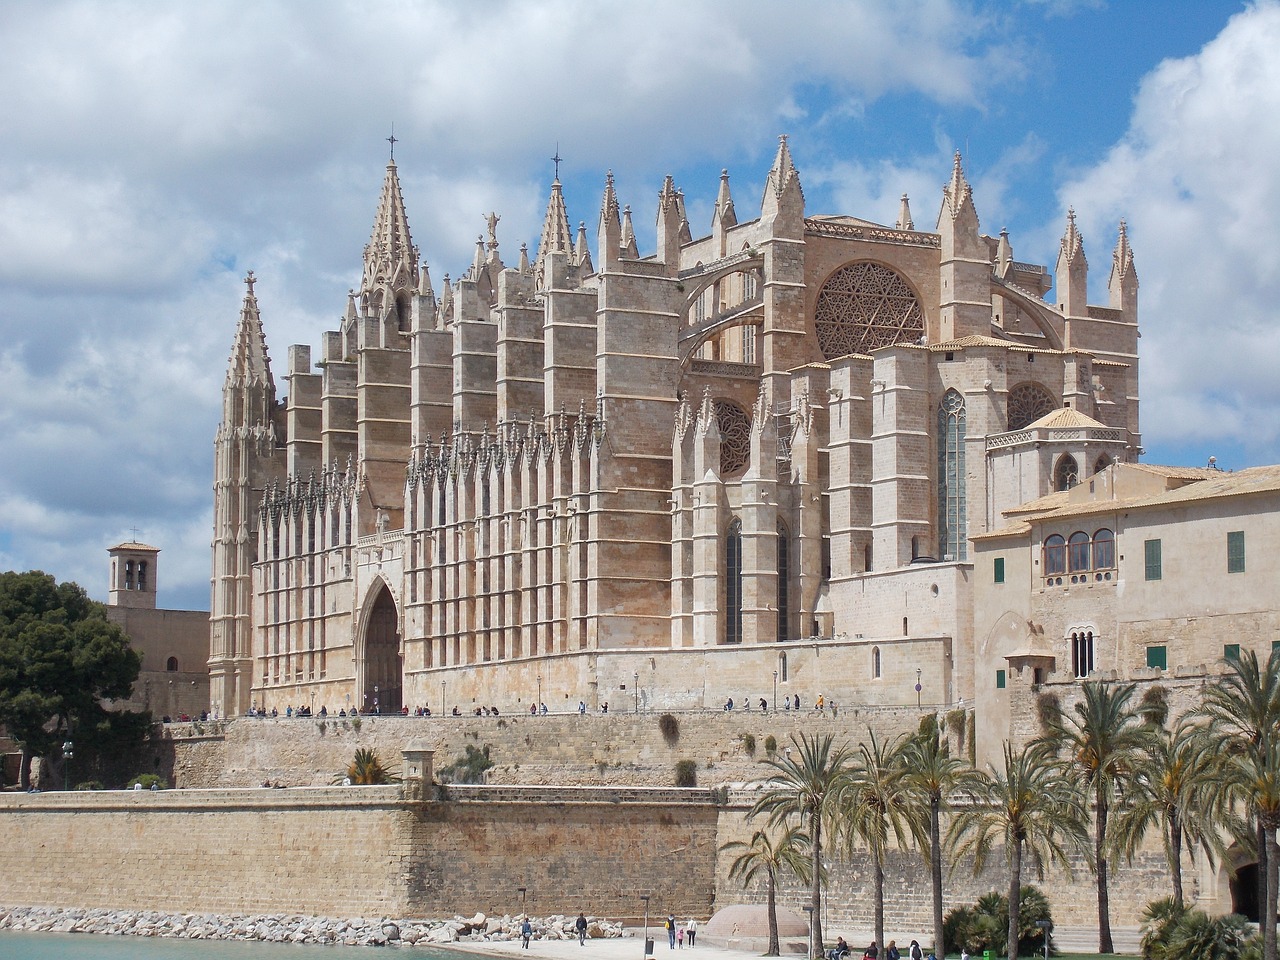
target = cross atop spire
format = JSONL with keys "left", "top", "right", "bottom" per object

{"left": 387, "top": 125, "right": 398, "bottom": 162}
{"left": 245, "top": 270, "right": 256, "bottom": 295}
{"left": 552, "top": 144, "right": 562, "bottom": 181}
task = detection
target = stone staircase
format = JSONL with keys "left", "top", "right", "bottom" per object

{"left": 1048, "top": 925, "right": 1141, "bottom": 955}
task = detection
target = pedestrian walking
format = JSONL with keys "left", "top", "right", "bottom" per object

{"left": 677, "top": 926, "right": 684, "bottom": 948}
{"left": 575, "top": 912, "right": 588, "bottom": 945}
{"left": 666, "top": 914, "right": 677, "bottom": 949}
{"left": 521, "top": 917, "right": 533, "bottom": 949}
{"left": 686, "top": 919, "right": 697, "bottom": 948}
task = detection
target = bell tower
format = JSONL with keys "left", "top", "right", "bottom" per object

{"left": 108, "top": 540, "right": 159, "bottom": 609}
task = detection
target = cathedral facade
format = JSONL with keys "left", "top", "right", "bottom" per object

{"left": 209, "top": 137, "right": 1140, "bottom": 722}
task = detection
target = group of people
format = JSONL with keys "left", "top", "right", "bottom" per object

{"left": 830, "top": 939, "right": 930, "bottom": 960}
{"left": 663, "top": 914, "right": 698, "bottom": 948}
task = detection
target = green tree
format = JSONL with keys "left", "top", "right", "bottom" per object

{"left": 338, "top": 747, "right": 398, "bottom": 784}
{"left": 749, "top": 733, "right": 851, "bottom": 958}
{"left": 0, "top": 571, "right": 140, "bottom": 788}
{"left": 1109, "top": 719, "right": 1231, "bottom": 909}
{"left": 903, "top": 717, "right": 985, "bottom": 959}
{"left": 722, "top": 825, "right": 813, "bottom": 956}
{"left": 1195, "top": 647, "right": 1280, "bottom": 960}
{"left": 1038, "top": 681, "right": 1154, "bottom": 953}
{"left": 838, "top": 729, "right": 924, "bottom": 953}
{"left": 949, "top": 741, "right": 1088, "bottom": 960}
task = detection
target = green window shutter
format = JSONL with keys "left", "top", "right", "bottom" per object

{"left": 1144, "top": 539, "right": 1162, "bottom": 581}
{"left": 994, "top": 557, "right": 1005, "bottom": 584}
{"left": 1228, "top": 531, "right": 1245, "bottom": 573}
{"left": 1224, "top": 644, "right": 1241, "bottom": 662}
{"left": 1146, "top": 645, "right": 1167, "bottom": 670}
{"left": 996, "top": 669, "right": 1006, "bottom": 689}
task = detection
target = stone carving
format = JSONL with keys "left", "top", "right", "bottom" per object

{"left": 714, "top": 399, "right": 751, "bottom": 477}
{"left": 814, "top": 261, "right": 924, "bottom": 360}
{"left": 1006, "top": 382, "right": 1056, "bottom": 431}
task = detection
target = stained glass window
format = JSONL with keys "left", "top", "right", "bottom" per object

{"left": 814, "top": 262, "right": 924, "bottom": 360}
{"left": 937, "top": 389, "right": 967, "bottom": 560}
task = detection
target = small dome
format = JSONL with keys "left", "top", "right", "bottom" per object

{"left": 705, "top": 904, "right": 809, "bottom": 938}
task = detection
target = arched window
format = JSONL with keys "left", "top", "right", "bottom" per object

{"left": 779, "top": 651, "right": 788, "bottom": 682}
{"left": 1044, "top": 534, "right": 1066, "bottom": 575}
{"left": 872, "top": 646, "right": 882, "bottom": 679}
{"left": 937, "top": 389, "right": 967, "bottom": 561}
{"left": 1093, "top": 529, "right": 1115, "bottom": 569}
{"left": 726, "top": 519, "right": 743, "bottom": 644}
{"left": 776, "top": 521, "right": 791, "bottom": 642}
{"left": 1055, "top": 455, "right": 1080, "bottom": 492}
{"left": 1068, "top": 531, "right": 1091, "bottom": 572}
{"left": 166, "top": 656, "right": 179, "bottom": 672}
{"left": 814, "top": 261, "right": 924, "bottom": 360}
{"left": 1094, "top": 454, "right": 1112, "bottom": 477}
{"left": 1071, "top": 630, "right": 1095, "bottom": 679}
{"left": 137, "top": 560, "right": 148, "bottom": 590}
{"left": 1007, "top": 382, "right": 1056, "bottom": 431}
{"left": 125, "top": 560, "right": 134, "bottom": 589}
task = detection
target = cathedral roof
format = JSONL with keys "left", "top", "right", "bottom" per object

{"left": 109, "top": 541, "right": 159, "bottom": 553}
{"left": 1023, "top": 407, "right": 1110, "bottom": 430}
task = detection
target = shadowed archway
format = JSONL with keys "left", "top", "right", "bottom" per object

{"left": 362, "top": 583, "right": 403, "bottom": 713}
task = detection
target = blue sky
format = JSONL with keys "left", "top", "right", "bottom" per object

{"left": 0, "top": 0, "right": 1276, "bottom": 610}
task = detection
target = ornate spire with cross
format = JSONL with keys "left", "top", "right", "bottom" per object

{"left": 387, "top": 125, "right": 398, "bottom": 162}
{"left": 552, "top": 144, "right": 562, "bottom": 181}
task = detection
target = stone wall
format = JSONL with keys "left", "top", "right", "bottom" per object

{"left": 0, "top": 785, "right": 718, "bottom": 921}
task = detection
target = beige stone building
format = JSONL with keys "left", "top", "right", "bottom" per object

{"left": 106, "top": 541, "right": 210, "bottom": 719}
{"left": 209, "top": 137, "right": 1142, "bottom": 722}
{"left": 972, "top": 461, "right": 1280, "bottom": 765}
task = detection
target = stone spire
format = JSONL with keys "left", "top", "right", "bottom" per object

{"left": 598, "top": 171, "right": 621, "bottom": 270}
{"left": 575, "top": 220, "right": 593, "bottom": 275}
{"left": 760, "top": 134, "right": 804, "bottom": 235}
{"left": 936, "top": 151, "right": 987, "bottom": 340}
{"left": 996, "top": 227, "right": 1013, "bottom": 278}
{"left": 620, "top": 205, "right": 639, "bottom": 259}
{"left": 940, "top": 151, "right": 976, "bottom": 224}
{"left": 1108, "top": 219, "right": 1138, "bottom": 316}
{"left": 226, "top": 271, "right": 274, "bottom": 395}
{"left": 895, "top": 193, "right": 914, "bottom": 231}
{"left": 361, "top": 159, "right": 418, "bottom": 301}
{"left": 656, "top": 176, "right": 683, "bottom": 275}
{"left": 534, "top": 176, "right": 574, "bottom": 289}
{"left": 711, "top": 169, "right": 737, "bottom": 256}
{"left": 1055, "top": 208, "right": 1088, "bottom": 316}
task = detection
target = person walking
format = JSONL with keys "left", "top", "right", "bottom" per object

{"left": 575, "top": 912, "right": 588, "bottom": 945}
{"left": 521, "top": 917, "right": 533, "bottom": 949}
{"left": 677, "top": 926, "right": 684, "bottom": 949}
{"left": 666, "top": 914, "right": 677, "bottom": 949}
{"left": 686, "top": 919, "right": 697, "bottom": 948}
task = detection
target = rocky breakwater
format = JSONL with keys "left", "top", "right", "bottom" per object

{"left": 0, "top": 906, "right": 624, "bottom": 947}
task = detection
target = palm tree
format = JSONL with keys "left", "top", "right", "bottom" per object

{"left": 1195, "top": 646, "right": 1280, "bottom": 960}
{"left": 1108, "top": 718, "right": 1231, "bottom": 909}
{"left": 837, "top": 729, "right": 924, "bottom": 953}
{"left": 902, "top": 717, "right": 984, "bottom": 960}
{"left": 949, "top": 741, "right": 1089, "bottom": 960}
{"left": 1038, "top": 681, "right": 1153, "bottom": 953}
{"left": 750, "top": 733, "right": 852, "bottom": 958}
{"left": 338, "top": 747, "right": 397, "bottom": 784}
{"left": 722, "top": 825, "right": 813, "bottom": 956}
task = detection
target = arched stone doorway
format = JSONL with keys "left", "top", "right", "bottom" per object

{"left": 1231, "top": 861, "right": 1262, "bottom": 922}
{"left": 362, "top": 584, "right": 403, "bottom": 713}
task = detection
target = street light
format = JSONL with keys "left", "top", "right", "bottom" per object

{"left": 633, "top": 671, "right": 639, "bottom": 714}
{"left": 915, "top": 667, "right": 922, "bottom": 710}
{"left": 640, "top": 894, "right": 651, "bottom": 957}
{"left": 61, "top": 740, "right": 73, "bottom": 792}
{"left": 537, "top": 674, "right": 542, "bottom": 711}
{"left": 803, "top": 905, "right": 815, "bottom": 960}
{"left": 441, "top": 680, "right": 446, "bottom": 717}
{"left": 773, "top": 670, "right": 778, "bottom": 712}
{"left": 1036, "top": 919, "right": 1052, "bottom": 960}
{"left": 518, "top": 886, "right": 527, "bottom": 916}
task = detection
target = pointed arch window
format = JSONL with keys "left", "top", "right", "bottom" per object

{"left": 1093, "top": 454, "right": 1112, "bottom": 477}
{"left": 872, "top": 645, "right": 882, "bottom": 680}
{"left": 937, "top": 389, "right": 967, "bottom": 561}
{"left": 1071, "top": 630, "right": 1095, "bottom": 679}
{"left": 1055, "top": 454, "right": 1080, "bottom": 492}
{"left": 726, "top": 519, "right": 743, "bottom": 645}
{"left": 137, "top": 560, "right": 148, "bottom": 591}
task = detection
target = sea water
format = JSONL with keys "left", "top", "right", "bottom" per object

{"left": 0, "top": 930, "right": 465, "bottom": 960}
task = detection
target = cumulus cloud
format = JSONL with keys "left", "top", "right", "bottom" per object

{"left": 1057, "top": 1, "right": 1280, "bottom": 465}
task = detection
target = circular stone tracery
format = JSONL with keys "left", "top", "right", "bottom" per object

{"left": 814, "top": 261, "right": 925, "bottom": 360}
{"left": 1006, "top": 381, "right": 1057, "bottom": 431}
{"left": 714, "top": 400, "right": 752, "bottom": 478}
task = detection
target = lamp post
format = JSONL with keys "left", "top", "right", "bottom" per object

{"left": 915, "top": 667, "right": 922, "bottom": 710}
{"left": 537, "top": 674, "right": 542, "bottom": 712}
{"left": 441, "top": 680, "right": 446, "bottom": 717}
{"left": 374, "top": 684, "right": 379, "bottom": 714}
{"left": 803, "top": 905, "right": 815, "bottom": 960}
{"left": 633, "top": 672, "right": 639, "bottom": 714}
{"left": 640, "top": 894, "right": 651, "bottom": 956}
{"left": 61, "top": 740, "right": 73, "bottom": 792}
{"left": 773, "top": 670, "right": 778, "bottom": 712}
{"left": 518, "top": 886, "right": 527, "bottom": 917}
{"left": 1036, "top": 919, "right": 1052, "bottom": 960}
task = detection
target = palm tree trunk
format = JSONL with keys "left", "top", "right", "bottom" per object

{"left": 1097, "top": 792, "right": 1113, "bottom": 953}
{"left": 1169, "top": 812, "right": 1184, "bottom": 910}
{"left": 767, "top": 869, "right": 781, "bottom": 957}
{"left": 812, "top": 812, "right": 824, "bottom": 960}
{"left": 1009, "top": 838, "right": 1023, "bottom": 960}
{"left": 1259, "top": 818, "right": 1270, "bottom": 937}
{"left": 931, "top": 794, "right": 945, "bottom": 959}
{"left": 19, "top": 747, "right": 32, "bottom": 790}
{"left": 1264, "top": 818, "right": 1279, "bottom": 960}
{"left": 875, "top": 856, "right": 885, "bottom": 953}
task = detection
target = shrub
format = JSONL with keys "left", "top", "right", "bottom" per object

{"left": 74, "top": 780, "right": 105, "bottom": 791}
{"left": 350, "top": 716, "right": 362, "bottom": 731}
{"left": 659, "top": 713, "right": 680, "bottom": 744}
{"left": 740, "top": 733, "right": 757, "bottom": 756}
{"left": 945, "top": 708, "right": 967, "bottom": 750}
{"left": 1142, "top": 898, "right": 1255, "bottom": 960}
{"left": 1141, "top": 897, "right": 1187, "bottom": 960}
{"left": 764, "top": 734, "right": 778, "bottom": 755}
{"left": 943, "top": 887, "right": 1053, "bottom": 957}
{"left": 127, "top": 774, "right": 169, "bottom": 790}
{"left": 1140, "top": 684, "right": 1170, "bottom": 727}
{"left": 674, "top": 759, "right": 697, "bottom": 787}
{"left": 438, "top": 745, "right": 494, "bottom": 784}
{"left": 339, "top": 747, "right": 398, "bottom": 785}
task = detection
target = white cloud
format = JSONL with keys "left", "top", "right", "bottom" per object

{"left": 1057, "top": 1, "right": 1280, "bottom": 465}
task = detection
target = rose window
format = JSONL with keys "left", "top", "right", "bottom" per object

{"left": 814, "top": 262, "right": 924, "bottom": 360}
{"left": 1006, "top": 382, "right": 1057, "bottom": 431}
